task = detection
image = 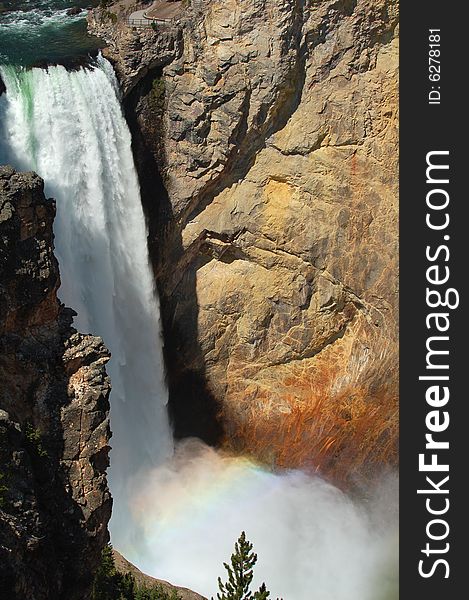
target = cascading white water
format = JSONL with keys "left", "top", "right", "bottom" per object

{"left": 0, "top": 57, "right": 173, "bottom": 550}
{"left": 0, "top": 57, "right": 398, "bottom": 599}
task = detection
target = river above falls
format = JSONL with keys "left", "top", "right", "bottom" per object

{"left": 0, "top": 1, "right": 102, "bottom": 67}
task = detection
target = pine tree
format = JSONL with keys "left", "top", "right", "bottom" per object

{"left": 214, "top": 532, "right": 280, "bottom": 600}
{"left": 252, "top": 583, "right": 270, "bottom": 600}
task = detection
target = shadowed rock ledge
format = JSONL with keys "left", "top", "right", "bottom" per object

{"left": 0, "top": 166, "right": 112, "bottom": 599}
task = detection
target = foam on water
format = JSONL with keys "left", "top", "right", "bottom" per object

{"left": 0, "top": 1, "right": 101, "bottom": 66}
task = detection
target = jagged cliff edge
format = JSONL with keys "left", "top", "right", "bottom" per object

{"left": 0, "top": 167, "right": 112, "bottom": 599}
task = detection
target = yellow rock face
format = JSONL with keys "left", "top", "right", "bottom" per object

{"left": 109, "top": 0, "right": 399, "bottom": 481}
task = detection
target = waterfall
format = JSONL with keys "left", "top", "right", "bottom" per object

{"left": 0, "top": 56, "right": 398, "bottom": 600}
{"left": 0, "top": 56, "right": 174, "bottom": 550}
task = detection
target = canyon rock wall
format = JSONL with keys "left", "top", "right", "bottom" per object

{"left": 0, "top": 167, "right": 112, "bottom": 599}
{"left": 91, "top": 0, "right": 398, "bottom": 480}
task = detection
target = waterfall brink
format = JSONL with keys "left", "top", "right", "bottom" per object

{"left": 0, "top": 56, "right": 174, "bottom": 550}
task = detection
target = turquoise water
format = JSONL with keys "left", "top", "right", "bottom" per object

{"left": 0, "top": 1, "right": 102, "bottom": 67}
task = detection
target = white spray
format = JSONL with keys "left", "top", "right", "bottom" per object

{"left": 0, "top": 58, "right": 398, "bottom": 599}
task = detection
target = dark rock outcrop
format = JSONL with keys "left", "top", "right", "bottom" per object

{"left": 0, "top": 166, "right": 112, "bottom": 599}
{"left": 66, "top": 7, "right": 82, "bottom": 17}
